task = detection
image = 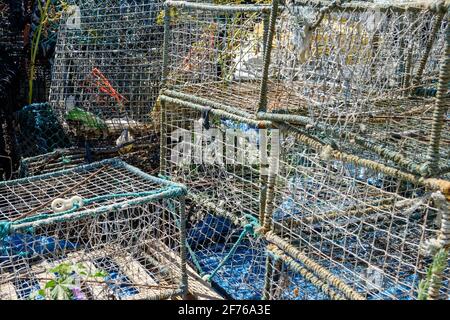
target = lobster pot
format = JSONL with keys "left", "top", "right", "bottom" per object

{"left": 49, "top": 0, "right": 164, "bottom": 143}
{"left": 163, "top": 1, "right": 271, "bottom": 113}
{"left": 0, "top": 159, "right": 187, "bottom": 300}
{"left": 263, "top": 0, "right": 449, "bottom": 169}
{"left": 19, "top": 148, "right": 88, "bottom": 178}
{"left": 186, "top": 201, "right": 267, "bottom": 299}
{"left": 160, "top": 96, "right": 280, "bottom": 223}
{"left": 18, "top": 133, "right": 160, "bottom": 178}
{"left": 264, "top": 127, "right": 449, "bottom": 300}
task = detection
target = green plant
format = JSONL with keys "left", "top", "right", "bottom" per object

{"left": 29, "top": 262, "right": 108, "bottom": 300}
{"left": 417, "top": 248, "right": 448, "bottom": 300}
{"left": 156, "top": 6, "right": 179, "bottom": 26}
{"left": 28, "top": 0, "right": 70, "bottom": 104}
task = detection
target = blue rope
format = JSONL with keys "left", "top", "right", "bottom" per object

{"left": 202, "top": 222, "right": 256, "bottom": 282}
{"left": 163, "top": 198, "right": 205, "bottom": 275}
{"left": 0, "top": 222, "right": 10, "bottom": 241}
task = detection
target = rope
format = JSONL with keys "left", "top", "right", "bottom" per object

{"left": 268, "top": 244, "right": 346, "bottom": 300}
{"left": 0, "top": 222, "right": 10, "bottom": 241}
{"left": 257, "top": 0, "right": 279, "bottom": 113}
{"left": 265, "top": 232, "right": 365, "bottom": 300}
{"left": 202, "top": 219, "right": 259, "bottom": 282}
{"left": 1, "top": 187, "right": 182, "bottom": 241}
{"left": 425, "top": 23, "right": 450, "bottom": 174}
{"left": 412, "top": 11, "right": 445, "bottom": 88}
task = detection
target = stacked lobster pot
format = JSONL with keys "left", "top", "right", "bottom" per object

{"left": 160, "top": 0, "right": 450, "bottom": 300}
{"left": 49, "top": 0, "right": 165, "bottom": 148}
{"left": 260, "top": 0, "right": 450, "bottom": 300}
{"left": 158, "top": 0, "right": 277, "bottom": 298}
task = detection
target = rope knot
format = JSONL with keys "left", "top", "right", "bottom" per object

{"left": 419, "top": 162, "right": 434, "bottom": 177}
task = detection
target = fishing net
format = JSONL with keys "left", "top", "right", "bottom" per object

{"left": 15, "top": 103, "right": 72, "bottom": 158}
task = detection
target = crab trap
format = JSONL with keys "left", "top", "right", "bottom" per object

{"left": 18, "top": 133, "right": 160, "bottom": 178}
{"left": 260, "top": 125, "right": 450, "bottom": 300}
{"left": 160, "top": 0, "right": 272, "bottom": 113}
{"left": 49, "top": 0, "right": 165, "bottom": 145}
{"left": 0, "top": 159, "right": 187, "bottom": 300}
{"left": 158, "top": 92, "right": 278, "bottom": 298}
{"left": 259, "top": 0, "right": 450, "bottom": 176}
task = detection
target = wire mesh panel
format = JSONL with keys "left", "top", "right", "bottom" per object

{"left": 0, "top": 159, "right": 187, "bottom": 300}
{"left": 158, "top": 92, "right": 278, "bottom": 299}
{"left": 264, "top": 244, "right": 339, "bottom": 300}
{"left": 19, "top": 148, "right": 90, "bottom": 178}
{"left": 185, "top": 202, "right": 267, "bottom": 299}
{"left": 18, "top": 133, "right": 160, "bottom": 178}
{"left": 163, "top": 1, "right": 272, "bottom": 113}
{"left": 261, "top": 0, "right": 449, "bottom": 174}
{"left": 263, "top": 126, "right": 450, "bottom": 300}
{"left": 160, "top": 97, "right": 278, "bottom": 223}
{"left": 49, "top": 0, "right": 164, "bottom": 144}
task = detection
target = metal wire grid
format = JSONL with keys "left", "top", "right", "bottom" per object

{"left": 49, "top": 0, "right": 164, "bottom": 141}
{"left": 163, "top": 1, "right": 271, "bottom": 113}
{"left": 265, "top": 245, "right": 332, "bottom": 300}
{"left": 19, "top": 148, "right": 89, "bottom": 177}
{"left": 161, "top": 102, "right": 268, "bottom": 222}
{"left": 0, "top": 159, "right": 186, "bottom": 300}
{"left": 1, "top": 206, "right": 182, "bottom": 300}
{"left": 262, "top": 0, "right": 449, "bottom": 170}
{"left": 185, "top": 202, "right": 268, "bottom": 299}
{"left": 18, "top": 133, "right": 161, "bottom": 178}
{"left": 0, "top": 160, "right": 172, "bottom": 220}
{"left": 263, "top": 128, "right": 444, "bottom": 300}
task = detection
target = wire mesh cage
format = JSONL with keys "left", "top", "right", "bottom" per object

{"left": 159, "top": 92, "right": 278, "bottom": 299}
{"left": 0, "top": 159, "right": 187, "bottom": 300}
{"left": 18, "top": 133, "right": 160, "bottom": 178}
{"left": 159, "top": 96, "right": 279, "bottom": 223}
{"left": 161, "top": 0, "right": 272, "bottom": 113}
{"left": 49, "top": 0, "right": 165, "bottom": 145}
{"left": 260, "top": 0, "right": 450, "bottom": 176}
{"left": 261, "top": 125, "right": 450, "bottom": 300}
{"left": 158, "top": 0, "right": 450, "bottom": 301}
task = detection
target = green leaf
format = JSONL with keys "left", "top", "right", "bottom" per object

{"left": 51, "top": 284, "right": 71, "bottom": 300}
{"left": 44, "top": 280, "right": 56, "bottom": 289}
{"left": 92, "top": 270, "right": 108, "bottom": 278}
{"left": 29, "top": 289, "right": 46, "bottom": 300}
